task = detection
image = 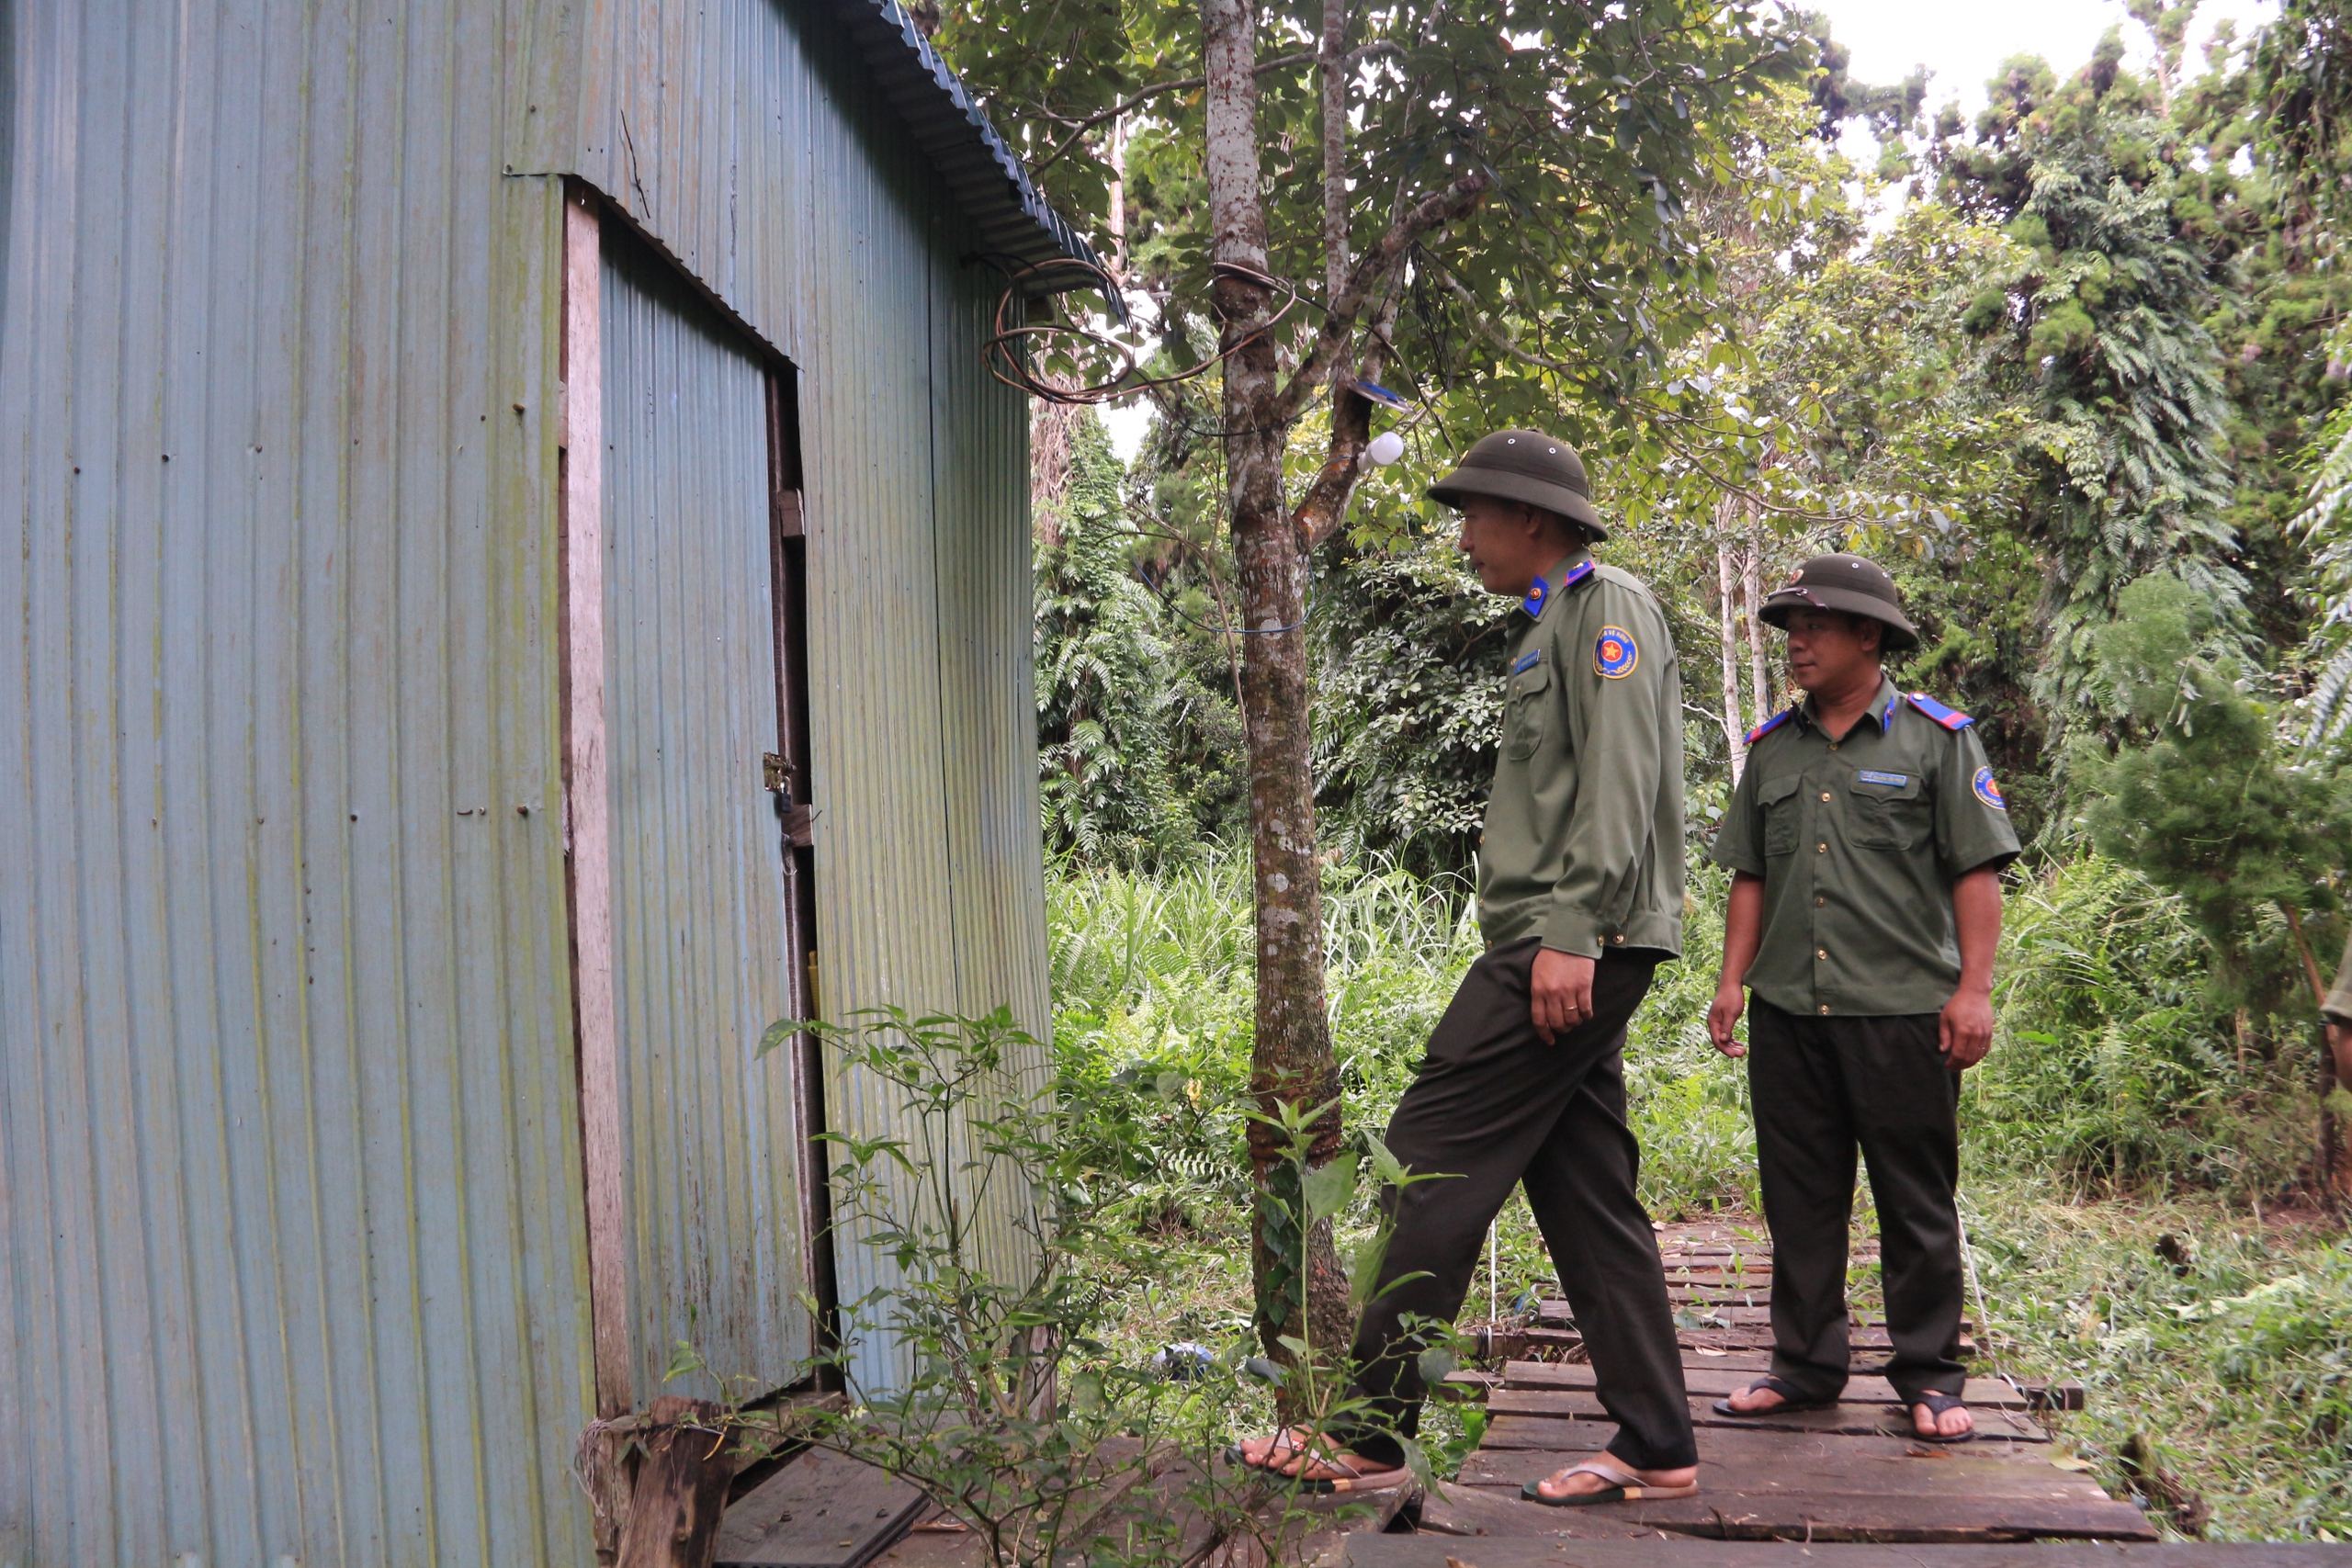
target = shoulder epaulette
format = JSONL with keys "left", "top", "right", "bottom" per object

{"left": 1903, "top": 692, "right": 1973, "bottom": 730}
{"left": 1746, "top": 707, "right": 1798, "bottom": 745}
{"left": 1521, "top": 557, "right": 1596, "bottom": 617}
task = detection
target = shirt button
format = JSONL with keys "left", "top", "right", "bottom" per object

{"left": 1828, "top": 743, "right": 1839, "bottom": 751}
{"left": 1816, "top": 948, "right": 1827, "bottom": 960}
{"left": 1815, "top": 897, "right": 1824, "bottom": 907}
{"left": 1611, "top": 933, "right": 1624, "bottom": 943}
{"left": 1819, "top": 792, "right": 1831, "bottom": 802}
{"left": 1818, "top": 1005, "right": 1830, "bottom": 1015}
{"left": 1816, "top": 842, "right": 1826, "bottom": 852}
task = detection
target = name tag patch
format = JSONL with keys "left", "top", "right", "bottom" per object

{"left": 1857, "top": 770, "right": 1908, "bottom": 786}
{"left": 1511, "top": 649, "right": 1542, "bottom": 674}
{"left": 1594, "top": 626, "right": 1639, "bottom": 679}
{"left": 1973, "top": 766, "right": 2007, "bottom": 809}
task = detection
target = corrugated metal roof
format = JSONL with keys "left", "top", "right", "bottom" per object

{"left": 820, "top": 0, "right": 1117, "bottom": 310}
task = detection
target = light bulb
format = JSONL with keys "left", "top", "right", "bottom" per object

{"left": 1365, "top": 431, "right": 1407, "bottom": 467}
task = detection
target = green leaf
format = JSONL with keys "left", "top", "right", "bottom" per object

{"left": 756, "top": 1017, "right": 798, "bottom": 1058}
{"left": 1417, "top": 1346, "right": 1458, "bottom": 1386}
{"left": 1302, "top": 1153, "right": 1359, "bottom": 1224}
{"left": 1348, "top": 1233, "right": 1393, "bottom": 1316}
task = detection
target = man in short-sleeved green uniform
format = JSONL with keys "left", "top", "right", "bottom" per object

{"left": 1237, "top": 430, "right": 1699, "bottom": 1505}
{"left": 1706, "top": 554, "right": 2018, "bottom": 1442}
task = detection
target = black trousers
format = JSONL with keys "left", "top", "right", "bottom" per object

{"left": 1340, "top": 938, "right": 1696, "bottom": 1472}
{"left": 1747, "top": 999, "right": 1968, "bottom": 1406}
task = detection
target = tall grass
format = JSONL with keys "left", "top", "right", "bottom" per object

{"left": 1047, "top": 847, "right": 1758, "bottom": 1238}
{"left": 1973, "top": 854, "right": 2317, "bottom": 1200}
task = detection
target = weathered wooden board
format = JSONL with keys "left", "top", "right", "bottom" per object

{"left": 1437, "top": 1473, "right": 2154, "bottom": 1543}
{"left": 1458, "top": 1440, "right": 2119, "bottom": 1504}
{"left": 1345, "top": 1541, "right": 2339, "bottom": 1567}
{"left": 1503, "top": 1363, "right": 2042, "bottom": 1411}
{"left": 715, "top": 1450, "right": 930, "bottom": 1568}
{"left": 1475, "top": 1417, "right": 2056, "bottom": 1472}
{"left": 1413, "top": 1481, "right": 1669, "bottom": 1540}
{"left": 1483, "top": 1388, "right": 2049, "bottom": 1443}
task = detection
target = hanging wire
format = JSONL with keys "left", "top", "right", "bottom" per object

{"left": 979, "top": 254, "right": 1305, "bottom": 410}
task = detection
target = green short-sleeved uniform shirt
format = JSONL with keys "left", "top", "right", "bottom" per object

{"left": 1477, "top": 551, "right": 1685, "bottom": 959}
{"left": 1711, "top": 674, "right": 2019, "bottom": 1017}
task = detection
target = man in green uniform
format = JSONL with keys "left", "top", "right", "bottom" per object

{"left": 1238, "top": 430, "right": 1698, "bottom": 1505}
{"left": 1705, "top": 554, "right": 2019, "bottom": 1442}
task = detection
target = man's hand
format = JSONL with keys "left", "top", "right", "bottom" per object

{"left": 1531, "top": 947, "right": 1597, "bottom": 1044}
{"left": 1939, "top": 986, "right": 1995, "bottom": 1069}
{"left": 1707, "top": 983, "right": 1747, "bottom": 1058}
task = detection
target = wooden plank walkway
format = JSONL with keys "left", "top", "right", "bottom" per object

{"left": 1344, "top": 1544, "right": 2346, "bottom": 1568}
{"left": 711, "top": 1222, "right": 2251, "bottom": 1565}
{"left": 1421, "top": 1220, "right": 2148, "bottom": 1548}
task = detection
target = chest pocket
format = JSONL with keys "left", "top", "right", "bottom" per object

{"left": 1845, "top": 771, "right": 1928, "bottom": 850}
{"left": 1758, "top": 774, "right": 1803, "bottom": 855}
{"left": 1504, "top": 660, "right": 1553, "bottom": 761}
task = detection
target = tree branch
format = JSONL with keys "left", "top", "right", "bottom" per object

{"left": 1025, "top": 42, "right": 1401, "bottom": 179}
{"left": 1274, "top": 168, "right": 1491, "bottom": 424}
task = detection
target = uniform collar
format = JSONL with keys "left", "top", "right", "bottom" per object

{"left": 1521, "top": 551, "right": 1594, "bottom": 619}
{"left": 1792, "top": 673, "right": 1901, "bottom": 735}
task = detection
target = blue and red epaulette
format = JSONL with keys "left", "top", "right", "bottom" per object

{"left": 1521, "top": 558, "right": 1596, "bottom": 617}
{"left": 1904, "top": 692, "right": 1973, "bottom": 730}
{"left": 1746, "top": 707, "right": 1797, "bottom": 745}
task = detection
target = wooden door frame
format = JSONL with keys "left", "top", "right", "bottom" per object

{"left": 559, "top": 182, "right": 635, "bottom": 1418}
{"left": 560, "top": 184, "right": 835, "bottom": 1414}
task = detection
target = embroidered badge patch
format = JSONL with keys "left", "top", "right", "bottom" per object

{"left": 1973, "top": 765, "right": 2006, "bottom": 810}
{"left": 1511, "top": 649, "right": 1542, "bottom": 675}
{"left": 1594, "top": 626, "right": 1639, "bottom": 679}
{"left": 1857, "top": 770, "right": 1909, "bottom": 786}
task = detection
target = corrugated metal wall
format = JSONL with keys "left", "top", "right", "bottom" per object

{"left": 0, "top": 0, "right": 1051, "bottom": 1554}
{"left": 0, "top": 0, "right": 597, "bottom": 1563}
{"left": 599, "top": 230, "right": 813, "bottom": 1405}
{"left": 514, "top": 0, "right": 1051, "bottom": 1392}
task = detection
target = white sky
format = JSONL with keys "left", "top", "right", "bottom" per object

{"left": 1097, "top": 0, "right": 2280, "bottom": 461}
{"left": 1810, "top": 0, "right": 2277, "bottom": 132}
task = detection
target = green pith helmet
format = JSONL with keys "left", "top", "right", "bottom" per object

{"left": 1757, "top": 553, "right": 1920, "bottom": 652}
{"left": 1426, "top": 429, "right": 1609, "bottom": 542}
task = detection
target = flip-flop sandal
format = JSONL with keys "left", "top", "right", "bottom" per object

{"left": 1224, "top": 1429, "right": 1412, "bottom": 1495}
{"left": 1896, "top": 1390, "right": 1975, "bottom": 1444}
{"left": 1520, "top": 1457, "right": 1700, "bottom": 1507}
{"left": 1712, "top": 1374, "right": 1836, "bottom": 1417}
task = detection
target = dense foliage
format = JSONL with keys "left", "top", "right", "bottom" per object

{"left": 996, "top": 0, "right": 2352, "bottom": 1540}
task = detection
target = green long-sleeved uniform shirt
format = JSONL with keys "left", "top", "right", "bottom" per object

{"left": 1476, "top": 551, "right": 1685, "bottom": 959}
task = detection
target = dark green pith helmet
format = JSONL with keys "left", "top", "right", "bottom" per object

{"left": 1426, "top": 429, "right": 1608, "bottom": 541}
{"left": 1757, "top": 553, "right": 1920, "bottom": 652}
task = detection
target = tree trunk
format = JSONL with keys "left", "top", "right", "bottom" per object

{"left": 1203, "top": 0, "right": 1351, "bottom": 1382}
{"left": 1741, "top": 525, "right": 1771, "bottom": 721}
{"left": 1715, "top": 522, "right": 1747, "bottom": 784}
{"left": 1319, "top": 0, "right": 1348, "bottom": 304}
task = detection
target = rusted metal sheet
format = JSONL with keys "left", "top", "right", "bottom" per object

{"left": 597, "top": 226, "right": 813, "bottom": 1405}
{"left": 0, "top": 2, "right": 596, "bottom": 1562}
